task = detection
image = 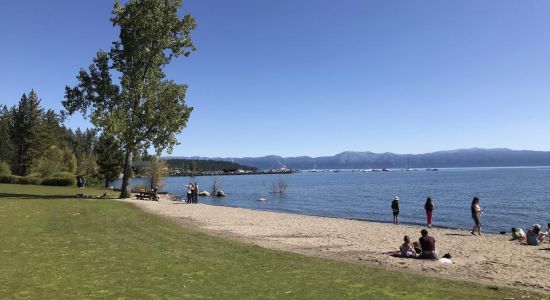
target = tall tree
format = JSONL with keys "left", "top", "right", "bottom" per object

{"left": 11, "top": 90, "right": 44, "bottom": 176}
{"left": 63, "top": 0, "right": 196, "bottom": 198}
{"left": 0, "top": 106, "right": 15, "bottom": 165}
{"left": 95, "top": 133, "right": 124, "bottom": 188}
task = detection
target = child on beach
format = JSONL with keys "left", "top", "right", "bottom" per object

{"left": 400, "top": 235, "right": 418, "bottom": 258}
{"left": 412, "top": 241, "right": 422, "bottom": 255}
{"left": 511, "top": 227, "right": 526, "bottom": 241}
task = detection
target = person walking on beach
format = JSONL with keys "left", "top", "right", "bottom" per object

{"left": 424, "top": 197, "right": 435, "bottom": 228}
{"left": 391, "top": 196, "right": 400, "bottom": 224}
{"left": 187, "top": 182, "right": 193, "bottom": 203}
{"left": 470, "top": 197, "right": 484, "bottom": 235}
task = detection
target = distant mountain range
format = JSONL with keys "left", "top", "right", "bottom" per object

{"left": 165, "top": 148, "right": 550, "bottom": 170}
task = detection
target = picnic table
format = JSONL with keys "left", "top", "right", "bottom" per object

{"left": 136, "top": 190, "right": 159, "bottom": 201}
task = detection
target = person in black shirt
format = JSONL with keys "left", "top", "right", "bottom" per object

{"left": 391, "top": 196, "right": 399, "bottom": 224}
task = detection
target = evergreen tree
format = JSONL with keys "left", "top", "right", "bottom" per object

{"left": 11, "top": 90, "right": 44, "bottom": 176}
{"left": 0, "top": 106, "right": 14, "bottom": 165}
{"left": 95, "top": 134, "right": 124, "bottom": 188}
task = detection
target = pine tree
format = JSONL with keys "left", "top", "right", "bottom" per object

{"left": 95, "top": 134, "right": 124, "bottom": 188}
{"left": 11, "top": 90, "right": 44, "bottom": 176}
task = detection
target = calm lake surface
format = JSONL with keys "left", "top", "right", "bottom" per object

{"left": 118, "top": 167, "right": 550, "bottom": 233}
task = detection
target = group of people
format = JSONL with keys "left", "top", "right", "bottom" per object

{"left": 511, "top": 224, "right": 550, "bottom": 246}
{"left": 186, "top": 182, "right": 199, "bottom": 203}
{"left": 390, "top": 196, "right": 435, "bottom": 228}
{"left": 76, "top": 176, "right": 87, "bottom": 188}
{"left": 399, "top": 229, "right": 439, "bottom": 259}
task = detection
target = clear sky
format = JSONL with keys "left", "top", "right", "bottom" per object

{"left": 2, "top": 1, "right": 550, "bottom": 157}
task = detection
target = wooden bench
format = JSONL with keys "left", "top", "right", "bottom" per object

{"left": 136, "top": 190, "right": 159, "bottom": 201}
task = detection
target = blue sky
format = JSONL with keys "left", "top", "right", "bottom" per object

{"left": 2, "top": 1, "right": 550, "bottom": 157}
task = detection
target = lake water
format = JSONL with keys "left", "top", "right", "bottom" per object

{"left": 118, "top": 167, "right": 550, "bottom": 233}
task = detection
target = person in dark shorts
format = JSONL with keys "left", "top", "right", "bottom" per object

{"left": 419, "top": 229, "right": 438, "bottom": 259}
{"left": 424, "top": 197, "right": 435, "bottom": 228}
{"left": 391, "top": 196, "right": 400, "bottom": 224}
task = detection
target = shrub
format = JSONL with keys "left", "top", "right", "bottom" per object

{"left": 83, "top": 174, "right": 101, "bottom": 187}
{"left": 0, "top": 175, "right": 41, "bottom": 185}
{"left": 19, "top": 176, "right": 42, "bottom": 185}
{"left": 0, "top": 161, "right": 11, "bottom": 177}
{"left": 52, "top": 172, "right": 76, "bottom": 178}
{"left": 41, "top": 173, "right": 76, "bottom": 186}
{"left": 0, "top": 175, "right": 18, "bottom": 184}
{"left": 131, "top": 184, "right": 147, "bottom": 193}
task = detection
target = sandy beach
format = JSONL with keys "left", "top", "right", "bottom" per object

{"left": 123, "top": 195, "right": 550, "bottom": 294}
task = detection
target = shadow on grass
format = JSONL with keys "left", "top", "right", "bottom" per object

{"left": 0, "top": 193, "right": 77, "bottom": 200}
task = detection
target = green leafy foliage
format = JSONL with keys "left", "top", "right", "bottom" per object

{"left": 63, "top": 0, "right": 196, "bottom": 198}
{"left": 33, "top": 145, "right": 77, "bottom": 177}
{"left": 144, "top": 156, "right": 168, "bottom": 189}
{"left": 0, "top": 175, "right": 42, "bottom": 185}
{"left": 41, "top": 174, "right": 76, "bottom": 186}
{"left": 0, "top": 161, "right": 11, "bottom": 176}
{"left": 95, "top": 133, "right": 123, "bottom": 188}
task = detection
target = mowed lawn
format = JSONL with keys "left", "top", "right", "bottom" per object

{"left": 0, "top": 184, "right": 541, "bottom": 299}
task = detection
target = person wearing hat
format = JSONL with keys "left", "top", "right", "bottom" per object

{"left": 391, "top": 196, "right": 400, "bottom": 224}
{"left": 526, "top": 224, "right": 547, "bottom": 246}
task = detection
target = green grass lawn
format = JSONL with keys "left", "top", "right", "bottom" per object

{"left": 0, "top": 184, "right": 542, "bottom": 299}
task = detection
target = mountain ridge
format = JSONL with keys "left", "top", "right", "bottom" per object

{"left": 165, "top": 148, "right": 550, "bottom": 170}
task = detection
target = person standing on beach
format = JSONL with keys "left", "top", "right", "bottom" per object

{"left": 187, "top": 182, "right": 193, "bottom": 203}
{"left": 470, "top": 197, "right": 484, "bottom": 235}
{"left": 391, "top": 196, "right": 400, "bottom": 224}
{"left": 424, "top": 197, "right": 435, "bottom": 228}
{"left": 193, "top": 182, "right": 199, "bottom": 203}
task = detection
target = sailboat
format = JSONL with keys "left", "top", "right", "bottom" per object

{"left": 310, "top": 159, "right": 318, "bottom": 172}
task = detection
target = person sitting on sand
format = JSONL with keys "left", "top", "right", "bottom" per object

{"left": 526, "top": 224, "right": 547, "bottom": 246}
{"left": 412, "top": 241, "right": 422, "bottom": 255}
{"left": 400, "top": 235, "right": 418, "bottom": 258}
{"left": 511, "top": 227, "right": 526, "bottom": 241}
{"left": 419, "top": 229, "right": 438, "bottom": 259}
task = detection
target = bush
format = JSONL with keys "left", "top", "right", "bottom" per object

{"left": 41, "top": 173, "right": 76, "bottom": 186}
{"left": 0, "top": 161, "right": 11, "bottom": 177}
{"left": 0, "top": 175, "right": 18, "bottom": 184}
{"left": 83, "top": 174, "right": 101, "bottom": 187}
{"left": 0, "top": 175, "right": 42, "bottom": 185}
{"left": 52, "top": 172, "right": 76, "bottom": 178}
{"left": 19, "top": 176, "right": 42, "bottom": 185}
{"left": 131, "top": 184, "right": 147, "bottom": 193}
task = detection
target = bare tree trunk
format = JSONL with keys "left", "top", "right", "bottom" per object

{"left": 119, "top": 149, "right": 133, "bottom": 198}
